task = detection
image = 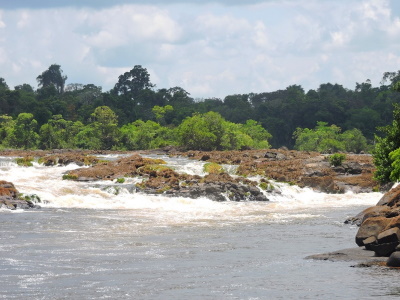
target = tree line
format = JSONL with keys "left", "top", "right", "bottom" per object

{"left": 1, "top": 64, "right": 400, "bottom": 150}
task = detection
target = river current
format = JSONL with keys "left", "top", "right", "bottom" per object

{"left": 1, "top": 154, "right": 400, "bottom": 299}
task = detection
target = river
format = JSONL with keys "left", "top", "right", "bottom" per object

{"left": 1, "top": 154, "right": 400, "bottom": 299}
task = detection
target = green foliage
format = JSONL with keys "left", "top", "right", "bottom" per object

{"left": 177, "top": 112, "right": 272, "bottom": 150}
{"left": 120, "top": 120, "right": 173, "bottom": 150}
{"left": 116, "top": 178, "right": 125, "bottom": 184}
{"left": 328, "top": 153, "right": 346, "bottom": 167}
{"left": 0, "top": 114, "right": 16, "bottom": 148}
{"left": 373, "top": 104, "right": 400, "bottom": 184}
{"left": 152, "top": 105, "right": 173, "bottom": 125}
{"left": 37, "top": 64, "right": 67, "bottom": 93}
{"left": 259, "top": 181, "right": 275, "bottom": 191}
{"left": 293, "top": 121, "right": 368, "bottom": 153}
{"left": 15, "top": 156, "right": 34, "bottom": 167}
{"left": 340, "top": 128, "right": 368, "bottom": 153}
{"left": 203, "top": 162, "right": 224, "bottom": 174}
{"left": 3, "top": 66, "right": 400, "bottom": 152}
{"left": 22, "top": 193, "right": 41, "bottom": 203}
{"left": 62, "top": 174, "right": 78, "bottom": 180}
{"left": 389, "top": 148, "right": 400, "bottom": 182}
{"left": 39, "top": 115, "right": 81, "bottom": 149}
{"left": 13, "top": 113, "right": 39, "bottom": 149}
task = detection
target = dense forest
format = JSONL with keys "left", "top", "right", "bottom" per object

{"left": 1, "top": 64, "right": 400, "bottom": 151}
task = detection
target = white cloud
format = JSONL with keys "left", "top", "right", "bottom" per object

{"left": 0, "top": 0, "right": 400, "bottom": 98}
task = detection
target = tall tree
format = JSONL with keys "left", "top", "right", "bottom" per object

{"left": 36, "top": 64, "right": 67, "bottom": 93}
{"left": 112, "top": 65, "right": 154, "bottom": 97}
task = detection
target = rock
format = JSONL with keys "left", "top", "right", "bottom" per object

{"left": 264, "top": 151, "right": 286, "bottom": 160}
{"left": 355, "top": 217, "right": 392, "bottom": 246}
{"left": 369, "top": 241, "right": 398, "bottom": 257}
{"left": 387, "top": 251, "right": 400, "bottom": 267}
{"left": 299, "top": 176, "right": 343, "bottom": 193}
{"left": 200, "top": 155, "right": 211, "bottom": 161}
{"left": 377, "top": 227, "right": 400, "bottom": 244}
{"left": 342, "top": 162, "right": 363, "bottom": 175}
{"left": 0, "top": 180, "right": 41, "bottom": 210}
{"left": 363, "top": 236, "right": 377, "bottom": 250}
{"left": 345, "top": 206, "right": 393, "bottom": 226}
{"left": 376, "top": 184, "right": 400, "bottom": 206}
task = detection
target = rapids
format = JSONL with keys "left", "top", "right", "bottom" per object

{"left": 3, "top": 154, "right": 398, "bottom": 299}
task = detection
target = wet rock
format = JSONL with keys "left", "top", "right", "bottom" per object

{"left": 377, "top": 227, "right": 400, "bottom": 244}
{"left": 369, "top": 241, "right": 398, "bottom": 257}
{"left": 376, "top": 184, "right": 400, "bottom": 206}
{"left": 355, "top": 216, "right": 392, "bottom": 246}
{"left": 345, "top": 206, "right": 393, "bottom": 226}
{"left": 387, "top": 251, "right": 400, "bottom": 267}
{"left": 363, "top": 236, "right": 377, "bottom": 251}
{"left": 0, "top": 180, "right": 39, "bottom": 210}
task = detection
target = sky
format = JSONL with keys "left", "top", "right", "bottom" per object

{"left": 0, "top": 0, "right": 400, "bottom": 99}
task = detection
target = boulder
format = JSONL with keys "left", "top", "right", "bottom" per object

{"left": 345, "top": 206, "right": 393, "bottom": 226}
{"left": 355, "top": 217, "right": 392, "bottom": 246}
{"left": 376, "top": 184, "right": 400, "bottom": 207}
{"left": 384, "top": 215, "right": 400, "bottom": 231}
{"left": 264, "top": 151, "right": 286, "bottom": 160}
{"left": 369, "top": 242, "right": 398, "bottom": 257}
{"left": 377, "top": 227, "right": 400, "bottom": 244}
{"left": 363, "top": 236, "right": 377, "bottom": 251}
{"left": 387, "top": 251, "right": 400, "bottom": 267}
{"left": 299, "top": 176, "right": 343, "bottom": 194}
{"left": 342, "top": 162, "right": 363, "bottom": 175}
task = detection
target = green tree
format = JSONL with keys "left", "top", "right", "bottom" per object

{"left": 240, "top": 120, "right": 272, "bottom": 149}
{"left": 293, "top": 121, "right": 344, "bottom": 153}
{"left": 120, "top": 120, "right": 172, "bottom": 150}
{"left": 91, "top": 106, "right": 120, "bottom": 149}
{"left": 39, "top": 115, "right": 81, "bottom": 149}
{"left": 340, "top": 128, "right": 368, "bottom": 153}
{"left": 177, "top": 112, "right": 271, "bottom": 150}
{"left": 373, "top": 104, "right": 400, "bottom": 183}
{"left": 0, "top": 114, "right": 16, "bottom": 148}
{"left": 36, "top": 64, "right": 67, "bottom": 93}
{"left": 112, "top": 65, "right": 154, "bottom": 97}
{"left": 152, "top": 105, "right": 173, "bottom": 125}
{"left": 13, "top": 113, "right": 39, "bottom": 149}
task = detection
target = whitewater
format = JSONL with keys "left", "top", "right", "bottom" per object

{"left": 1, "top": 154, "right": 400, "bottom": 299}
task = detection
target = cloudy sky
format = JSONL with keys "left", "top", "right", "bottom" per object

{"left": 0, "top": 0, "right": 400, "bottom": 98}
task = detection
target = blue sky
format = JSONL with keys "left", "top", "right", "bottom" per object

{"left": 0, "top": 0, "right": 399, "bottom": 98}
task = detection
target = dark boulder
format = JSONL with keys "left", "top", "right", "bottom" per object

{"left": 355, "top": 216, "right": 391, "bottom": 246}
{"left": 387, "top": 251, "right": 400, "bottom": 267}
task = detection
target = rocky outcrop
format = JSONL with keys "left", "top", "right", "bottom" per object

{"left": 39, "top": 153, "right": 100, "bottom": 166}
{"left": 0, "top": 180, "right": 40, "bottom": 210}
{"left": 350, "top": 184, "right": 400, "bottom": 266}
{"left": 64, "top": 154, "right": 269, "bottom": 202}
{"left": 166, "top": 149, "right": 376, "bottom": 193}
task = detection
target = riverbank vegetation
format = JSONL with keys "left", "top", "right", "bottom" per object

{"left": 2, "top": 65, "right": 400, "bottom": 185}
{"left": 1, "top": 65, "right": 400, "bottom": 151}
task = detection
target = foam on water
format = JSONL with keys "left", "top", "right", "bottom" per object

{"left": 0, "top": 155, "right": 382, "bottom": 224}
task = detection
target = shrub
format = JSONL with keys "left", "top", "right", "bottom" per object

{"left": 203, "top": 162, "right": 224, "bottom": 174}
{"left": 62, "top": 174, "right": 78, "bottom": 180}
{"left": 16, "top": 156, "right": 34, "bottom": 167}
{"left": 329, "top": 153, "right": 346, "bottom": 167}
{"left": 116, "top": 178, "right": 125, "bottom": 184}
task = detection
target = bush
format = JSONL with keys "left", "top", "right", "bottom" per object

{"left": 116, "top": 178, "right": 125, "bottom": 184}
{"left": 203, "top": 162, "right": 224, "bottom": 174}
{"left": 16, "top": 156, "right": 34, "bottom": 167}
{"left": 329, "top": 153, "right": 346, "bottom": 167}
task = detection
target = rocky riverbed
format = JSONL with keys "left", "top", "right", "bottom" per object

{"left": 0, "top": 148, "right": 378, "bottom": 209}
